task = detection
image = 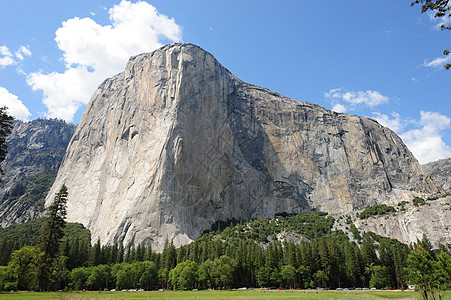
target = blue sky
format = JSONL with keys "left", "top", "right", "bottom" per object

{"left": 0, "top": 0, "right": 450, "bottom": 164}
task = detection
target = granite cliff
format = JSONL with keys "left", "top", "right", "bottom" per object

{"left": 352, "top": 195, "right": 451, "bottom": 248}
{"left": 423, "top": 158, "right": 451, "bottom": 192}
{"left": 47, "top": 43, "right": 442, "bottom": 251}
{"left": 0, "top": 119, "right": 75, "bottom": 226}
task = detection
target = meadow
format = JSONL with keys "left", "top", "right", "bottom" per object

{"left": 1, "top": 289, "right": 450, "bottom": 300}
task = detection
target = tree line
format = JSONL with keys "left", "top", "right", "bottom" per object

{"left": 0, "top": 188, "right": 450, "bottom": 300}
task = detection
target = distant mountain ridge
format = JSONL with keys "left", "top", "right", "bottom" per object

{"left": 423, "top": 158, "right": 451, "bottom": 192}
{"left": 0, "top": 119, "right": 75, "bottom": 226}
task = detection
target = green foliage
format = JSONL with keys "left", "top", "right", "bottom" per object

{"left": 369, "top": 265, "right": 390, "bottom": 289}
{"left": 313, "top": 270, "right": 328, "bottom": 288}
{"left": 412, "top": 0, "right": 451, "bottom": 69}
{"left": 411, "top": 0, "right": 451, "bottom": 28}
{"left": 2, "top": 169, "right": 58, "bottom": 213}
{"left": 397, "top": 201, "right": 408, "bottom": 211}
{"left": 169, "top": 260, "right": 197, "bottom": 290}
{"left": 215, "top": 255, "right": 236, "bottom": 288}
{"left": 406, "top": 246, "right": 442, "bottom": 300}
{"left": 38, "top": 185, "right": 68, "bottom": 258}
{"left": 86, "top": 264, "right": 110, "bottom": 291}
{"left": 8, "top": 246, "right": 42, "bottom": 291}
{"left": 359, "top": 204, "right": 395, "bottom": 219}
{"left": 413, "top": 197, "right": 426, "bottom": 207}
{"left": 349, "top": 223, "right": 361, "bottom": 241}
{"left": 0, "top": 106, "right": 14, "bottom": 180}
{"left": 206, "top": 212, "right": 334, "bottom": 243}
{"left": 436, "top": 251, "right": 451, "bottom": 288}
{"left": 345, "top": 216, "right": 352, "bottom": 225}
{"left": 0, "top": 218, "right": 90, "bottom": 267}
{"left": 36, "top": 184, "right": 68, "bottom": 290}
{"left": 139, "top": 261, "right": 158, "bottom": 290}
{"left": 0, "top": 211, "right": 425, "bottom": 291}
{"left": 197, "top": 259, "right": 217, "bottom": 288}
{"left": 69, "top": 267, "right": 90, "bottom": 290}
{"left": 281, "top": 265, "right": 297, "bottom": 288}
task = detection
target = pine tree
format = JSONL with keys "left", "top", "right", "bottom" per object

{"left": 406, "top": 245, "right": 438, "bottom": 300}
{"left": 36, "top": 184, "right": 68, "bottom": 290}
{"left": 117, "top": 244, "right": 124, "bottom": 263}
{"left": 110, "top": 242, "right": 119, "bottom": 264}
{"left": 0, "top": 106, "right": 14, "bottom": 181}
{"left": 392, "top": 243, "right": 407, "bottom": 289}
{"left": 68, "top": 237, "right": 80, "bottom": 269}
{"left": 92, "top": 240, "right": 101, "bottom": 266}
{"left": 144, "top": 243, "right": 153, "bottom": 262}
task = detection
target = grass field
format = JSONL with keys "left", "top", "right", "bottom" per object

{"left": 1, "top": 290, "right": 450, "bottom": 300}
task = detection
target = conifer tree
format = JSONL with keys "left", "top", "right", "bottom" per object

{"left": 412, "top": 0, "right": 451, "bottom": 69}
{"left": 0, "top": 106, "right": 14, "bottom": 181}
{"left": 36, "top": 184, "right": 68, "bottom": 290}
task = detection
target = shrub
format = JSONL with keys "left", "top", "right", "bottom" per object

{"left": 412, "top": 197, "right": 426, "bottom": 207}
{"left": 359, "top": 204, "right": 395, "bottom": 219}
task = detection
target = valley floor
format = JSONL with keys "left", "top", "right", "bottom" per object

{"left": 1, "top": 290, "right": 450, "bottom": 300}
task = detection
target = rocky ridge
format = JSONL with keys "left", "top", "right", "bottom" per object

{"left": 353, "top": 195, "right": 451, "bottom": 247}
{"left": 47, "top": 43, "right": 442, "bottom": 251}
{"left": 0, "top": 119, "right": 75, "bottom": 226}
{"left": 423, "top": 158, "right": 451, "bottom": 192}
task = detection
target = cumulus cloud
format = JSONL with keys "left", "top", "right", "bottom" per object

{"left": 342, "top": 90, "right": 389, "bottom": 107}
{"left": 27, "top": 0, "right": 182, "bottom": 122}
{"left": 372, "top": 110, "right": 451, "bottom": 163}
{"left": 325, "top": 88, "right": 389, "bottom": 112}
{"left": 331, "top": 103, "right": 347, "bottom": 113}
{"left": 0, "top": 86, "right": 31, "bottom": 120}
{"left": 0, "top": 46, "right": 14, "bottom": 67}
{"left": 400, "top": 111, "right": 451, "bottom": 164}
{"left": 372, "top": 112, "right": 404, "bottom": 132}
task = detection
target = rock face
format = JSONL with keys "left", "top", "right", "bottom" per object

{"left": 47, "top": 43, "right": 442, "bottom": 251}
{"left": 355, "top": 196, "right": 451, "bottom": 247}
{"left": 423, "top": 158, "right": 451, "bottom": 192}
{"left": 0, "top": 119, "right": 75, "bottom": 226}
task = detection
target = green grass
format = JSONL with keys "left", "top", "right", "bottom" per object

{"left": 2, "top": 290, "right": 449, "bottom": 300}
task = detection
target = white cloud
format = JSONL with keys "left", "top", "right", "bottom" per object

{"left": 0, "top": 46, "right": 14, "bottom": 67}
{"left": 1, "top": 45, "right": 32, "bottom": 67}
{"left": 424, "top": 55, "right": 451, "bottom": 68}
{"left": 400, "top": 111, "right": 451, "bottom": 164}
{"left": 422, "top": 7, "right": 451, "bottom": 69}
{"left": 331, "top": 103, "right": 347, "bottom": 113}
{"left": 324, "top": 88, "right": 342, "bottom": 99}
{"left": 372, "top": 112, "right": 404, "bottom": 132}
{"left": 342, "top": 90, "right": 389, "bottom": 107}
{"left": 367, "top": 110, "right": 451, "bottom": 164}
{"left": 27, "top": 0, "right": 182, "bottom": 122}
{"left": 325, "top": 88, "right": 389, "bottom": 113}
{"left": 28, "top": 66, "right": 98, "bottom": 121}
{"left": 0, "top": 86, "right": 31, "bottom": 121}
{"left": 15, "top": 45, "right": 32, "bottom": 60}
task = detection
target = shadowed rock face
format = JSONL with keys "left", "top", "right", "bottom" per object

{"left": 47, "top": 43, "right": 442, "bottom": 251}
{"left": 0, "top": 119, "right": 75, "bottom": 226}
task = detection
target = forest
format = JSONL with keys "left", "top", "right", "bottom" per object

{"left": 0, "top": 196, "right": 450, "bottom": 300}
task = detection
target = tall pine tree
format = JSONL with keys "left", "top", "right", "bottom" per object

{"left": 0, "top": 106, "right": 14, "bottom": 181}
{"left": 36, "top": 184, "right": 68, "bottom": 290}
